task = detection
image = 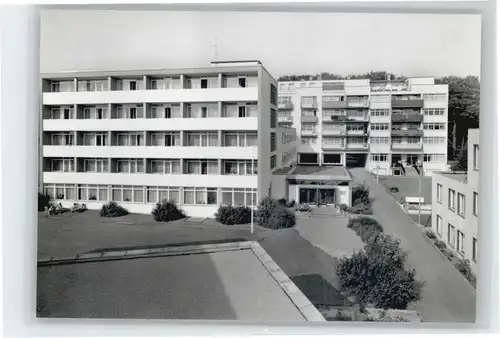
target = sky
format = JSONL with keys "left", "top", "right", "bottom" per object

{"left": 40, "top": 10, "right": 481, "bottom": 78}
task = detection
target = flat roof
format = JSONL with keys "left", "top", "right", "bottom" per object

{"left": 287, "top": 166, "right": 352, "bottom": 181}
{"left": 273, "top": 167, "right": 293, "bottom": 175}
{"left": 436, "top": 172, "right": 468, "bottom": 184}
{"left": 37, "top": 242, "right": 322, "bottom": 321}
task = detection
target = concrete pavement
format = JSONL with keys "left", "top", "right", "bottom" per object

{"left": 349, "top": 168, "right": 476, "bottom": 323}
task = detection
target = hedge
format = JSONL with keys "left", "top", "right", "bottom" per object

{"left": 257, "top": 197, "right": 296, "bottom": 229}
{"left": 215, "top": 205, "right": 252, "bottom": 225}
{"left": 100, "top": 201, "right": 129, "bottom": 217}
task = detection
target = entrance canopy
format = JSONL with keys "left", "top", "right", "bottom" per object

{"left": 287, "top": 166, "right": 352, "bottom": 185}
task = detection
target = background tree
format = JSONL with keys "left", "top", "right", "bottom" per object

{"left": 450, "top": 139, "right": 468, "bottom": 171}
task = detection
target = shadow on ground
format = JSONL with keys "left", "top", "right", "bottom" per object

{"left": 291, "top": 274, "right": 346, "bottom": 307}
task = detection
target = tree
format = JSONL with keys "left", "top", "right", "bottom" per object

{"left": 451, "top": 139, "right": 468, "bottom": 171}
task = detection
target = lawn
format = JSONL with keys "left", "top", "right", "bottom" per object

{"left": 378, "top": 175, "right": 432, "bottom": 204}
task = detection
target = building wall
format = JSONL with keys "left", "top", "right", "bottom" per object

{"left": 278, "top": 78, "right": 449, "bottom": 175}
{"left": 40, "top": 63, "right": 281, "bottom": 218}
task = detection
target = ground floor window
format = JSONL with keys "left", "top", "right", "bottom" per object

{"left": 370, "top": 153, "right": 388, "bottom": 162}
{"left": 111, "top": 185, "right": 144, "bottom": 203}
{"left": 221, "top": 188, "right": 257, "bottom": 207}
{"left": 436, "top": 214, "right": 443, "bottom": 237}
{"left": 44, "top": 183, "right": 76, "bottom": 200}
{"left": 299, "top": 187, "right": 336, "bottom": 205}
{"left": 183, "top": 187, "right": 218, "bottom": 205}
{"left": 323, "top": 153, "right": 342, "bottom": 164}
{"left": 456, "top": 230, "right": 465, "bottom": 254}
{"left": 472, "top": 238, "right": 477, "bottom": 262}
{"left": 77, "top": 184, "right": 108, "bottom": 201}
{"left": 299, "top": 153, "right": 319, "bottom": 164}
{"left": 146, "top": 186, "right": 180, "bottom": 204}
{"left": 447, "top": 223, "right": 456, "bottom": 247}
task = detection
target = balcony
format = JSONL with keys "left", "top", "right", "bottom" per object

{"left": 322, "top": 128, "right": 345, "bottom": 136}
{"left": 346, "top": 143, "right": 368, "bottom": 150}
{"left": 391, "top": 99, "right": 424, "bottom": 108}
{"left": 346, "top": 100, "right": 369, "bottom": 109}
{"left": 322, "top": 143, "right": 345, "bottom": 150}
{"left": 278, "top": 102, "right": 294, "bottom": 110}
{"left": 391, "top": 113, "right": 423, "bottom": 123}
{"left": 346, "top": 130, "right": 368, "bottom": 136}
{"left": 300, "top": 130, "right": 318, "bottom": 137}
{"left": 300, "top": 115, "right": 318, "bottom": 123}
{"left": 322, "top": 101, "right": 347, "bottom": 109}
{"left": 278, "top": 115, "right": 293, "bottom": 123}
{"left": 391, "top": 143, "right": 423, "bottom": 151}
{"left": 391, "top": 129, "right": 423, "bottom": 137}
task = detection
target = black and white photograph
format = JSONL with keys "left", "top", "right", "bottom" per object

{"left": 36, "top": 8, "right": 481, "bottom": 323}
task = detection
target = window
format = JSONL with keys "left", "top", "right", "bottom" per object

{"left": 437, "top": 183, "right": 442, "bottom": 203}
{"left": 223, "top": 160, "right": 257, "bottom": 175}
{"left": 436, "top": 215, "right": 443, "bottom": 237}
{"left": 238, "top": 106, "right": 247, "bottom": 118}
{"left": 221, "top": 188, "right": 257, "bottom": 207}
{"left": 473, "top": 144, "right": 479, "bottom": 170}
{"left": 423, "top": 108, "right": 446, "bottom": 116}
{"left": 146, "top": 186, "right": 180, "bottom": 204}
{"left": 301, "top": 138, "right": 317, "bottom": 145}
{"left": 117, "top": 132, "right": 143, "bottom": 146}
{"left": 238, "top": 77, "right": 246, "bottom": 88}
{"left": 84, "top": 158, "right": 108, "bottom": 173}
{"left": 447, "top": 223, "right": 456, "bottom": 247}
{"left": 457, "top": 193, "right": 466, "bottom": 217}
{"left": 423, "top": 93, "right": 447, "bottom": 101}
{"left": 423, "top": 137, "right": 446, "bottom": 144}
{"left": 151, "top": 80, "right": 158, "bottom": 90}
{"left": 44, "top": 183, "right": 76, "bottom": 200}
{"left": 472, "top": 238, "right": 477, "bottom": 262}
{"left": 117, "top": 159, "right": 145, "bottom": 173}
{"left": 185, "top": 132, "right": 218, "bottom": 147}
{"left": 51, "top": 81, "right": 60, "bottom": 92}
{"left": 370, "top": 123, "right": 389, "bottom": 131}
{"left": 456, "top": 230, "right": 465, "bottom": 254}
{"left": 183, "top": 187, "right": 217, "bottom": 205}
{"left": 111, "top": 185, "right": 143, "bottom": 203}
{"left": 50, "top": 133, "right": 74, "bottom": 146}
{"left": 370, "top": 137, "right": 390, "bottom": 144}
{"left": 164, "top": 107, "right": 172, "bottom": 119}
{"left": 270, "top": 108, "right": 277, "bottom": 128}
{"left": 130, "top": 107, "right": 137, "bottom": 119}
{"left": 129, "top": 81, "right": 137, "bottom": 91}
{"left": 270, "top": 84, "right": 277, "bottom": 105}
{"left": 423, "top": 154, "right": 446, "bottom": 163}
{"left": 51, "top": 158, "right": 74, "bottom": 172}
{"left": 473, "top": 192, "right": 478, "bottom": 216}
{"left": 150, "top": 159, "right": 180, "bottom": 174}
{"left": 151, "top": 132, "right": 179, "bottom": 146}
{"left": 423, "top": 123, "right": 446, "bottom": 130}
{"left": 184, "top": 160, "right": 218, "bottom": 175}
{"left": 201, "top": 78, "right": 208, "bottom": 89}
{"left": 270, "top": 132, "right": 276, "bottom": 152}
{"left": 301, "top": 123, "right": 316, "bottom": 132}
{"left": 270, "top": 155, "right": 277, "bottom": 169}
{"left": 76, "top": 184, "right": 108, "bottom": 201}
{"left": 448, "top": 189, "right": 456, "bottom": 211}
{"left": 370, "top": 153, "right": 388, "bottom": 162}
{"left": 370, "top": 109, "right": 390, "bottom": 116}
{"left": 223, "top": 132, "right": 257, "bottom": 147}
{"left": 200, "top": 106, "right": 208, "bottom": 118}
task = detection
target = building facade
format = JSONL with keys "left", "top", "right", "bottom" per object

{"left": 40, "top": 61, "right": 297, "bottom": 217}
{"left": 431, "top": 129, "right": 479, "bottom": 273}
{"left": 278, "top": 77, "right": 449, "bottom": 176}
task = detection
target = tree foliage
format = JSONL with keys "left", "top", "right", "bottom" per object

{"left": 450, "top": 140, "right": 468, "bottom": 171}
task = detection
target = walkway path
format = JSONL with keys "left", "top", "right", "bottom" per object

{"left": 349, "top": 168, "right": 476, "bottom": 322}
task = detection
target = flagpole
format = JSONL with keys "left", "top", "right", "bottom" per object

{"left": 250, "top": 145, "right": 255, "bottom": 234}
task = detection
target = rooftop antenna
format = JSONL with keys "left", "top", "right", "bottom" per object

{"left": 212, "top": 36, "right": 218, "bottom": 60}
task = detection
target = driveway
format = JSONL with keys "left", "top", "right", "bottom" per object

{"left": 349, "top": 168, "right": 476, "bottom": 323}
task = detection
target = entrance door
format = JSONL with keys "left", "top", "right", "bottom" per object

{"left": 319, "top": 189, "right": 336, "bottom": 205}
{"left": 299, "top": 188, "right": 318, "bottom": 205}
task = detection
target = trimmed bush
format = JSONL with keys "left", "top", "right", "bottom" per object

{"left": 348, "top": 217, "right": 384, "bottom": 243}
{"left": 38, "top": 193, "right": 51, "bottom": 212}
{"left": 352, "top": 184, "right": 370, "bottom": 206}
{"left": 433, "top": 239, "right": 447, "bottom": 250}
{"left": 100, "top": 201, "right": 129, "bottom": 218}
{"left": 215, "top": 205, "right": 252, "bottom": 225}
{"left": 257, "top": 197, "right": 296, "bottom": 229}
{"left": 424, "top": 229, "right": 437, "bottom": 239}
{"left": 152, "top": 200, "right": 186, "bottom": 222}
{"left": 454, "top": 259, "right": 476, "bottom": 286}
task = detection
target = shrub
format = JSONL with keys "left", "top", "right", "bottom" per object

{"left": 277, "top": 198, "right": 287, "bottom": 206}
{"left": 38, "top": 193, "right": 51, "bottom": 212}
{"left": 339, "top": 204, "right": 348, "bottom": 211}
{"left": 256, "top": 197, "right": 277, "bottom": 226}
{"left": 361, "top": 208, "right": 373, "bottom": 215}
{"left": 215, "top": 205, "right": 252, "bottom": 225}
{"left": 433, "top": 239, "right": 447, "bottom": 249}
{"left": 348, "top": 217, "right": 383, "bottom": 243}
{"left": 424, "top": 229, "right": 436, "bottom": 239}
{"left": 287, "top": 199, "right": 297, "bottom": 208}
{"left": 266, "top": 206, "right": 296, "bottom": 229}
{"left": 152, "top": 200, "right": 186, "bottom": 222}
{"left": 440, "top": 248, "right": 454, "bottom": 261}
{"left": 100, "top": 201, "right": 129, "bottom": 218}
{"left": 365, "top": 233, "right": 406, "bottom": 269}
{"left": 352, "top": 184, "right": 370, "bottom": 206}
{"left": 388, "top": 186, "right": 399, "bottom": 193}
{"left": 454, "top": 259, "right": 476, "bottom": 286}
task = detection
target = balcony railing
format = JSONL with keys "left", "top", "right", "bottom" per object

{"left": 391, "top": 113, "right": 423, "bottom": 123}
{"left": 391, "top": 129, "right": 423, "bottom": 137}
{"left": 391, "top": 143, "right": 423, "bottom": 150}
{"left": 346, "top": 130, "right": 367, "bottom": 136}
{"left": 301, "top": 130, "right": 318, "bottom": 137}
{"left": 346, "top": 100, "right": 369, "bottom": 108}
{"left": 346, "top": 143, "right": 368, "bottom": 149}
{"left": 322, "top": 129, "right": 345, "bottom": 136}
{"left": 278, "top": 102, "right": 294, "bottom": 110}
{"left": 301, "top": 101, "right": 318, "bottom": 109}
{"left": 391, "top": 99, "right": 424, "bottom": 108}
{"left": 300, "top": 115, "right": 318, "bottom": 123}
{"left": 322, "top": 101, "right": 347, "bottom": 109}
{"left": 322, "top": 143, "right": 345, "bottom": 150}
{"left": 278, "top": 115, "right": 293, "bottom": 123}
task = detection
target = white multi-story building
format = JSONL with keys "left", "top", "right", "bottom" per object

{"left": 431, "top": 129, "right": 479, "bottom": 273}
{"left": 278, "top": 77, "right": 449, "bottom": 176}
{"left": 40, "top": 61, "right": 297, "bottom": 217}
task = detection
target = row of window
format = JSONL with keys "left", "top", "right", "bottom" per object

{"left": 367, "top": 153, "right": 446, "bottom": 163}
{"left": 436, "top": 215, "right": 477, "bottom": 262}
{"left": 281, "top": 131, "right": 296, "bottom": 144}
{"left": 437, "top": 184, "right": 478, "bottom": 217}
{"left": 423, "top": 123, "right": 446, "bottom": 130}
{"left": 47, "top": 158, "right": 259, "bottom": 175}
{"left": 44, "top": 184, "right": 257, "bottom": 207}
